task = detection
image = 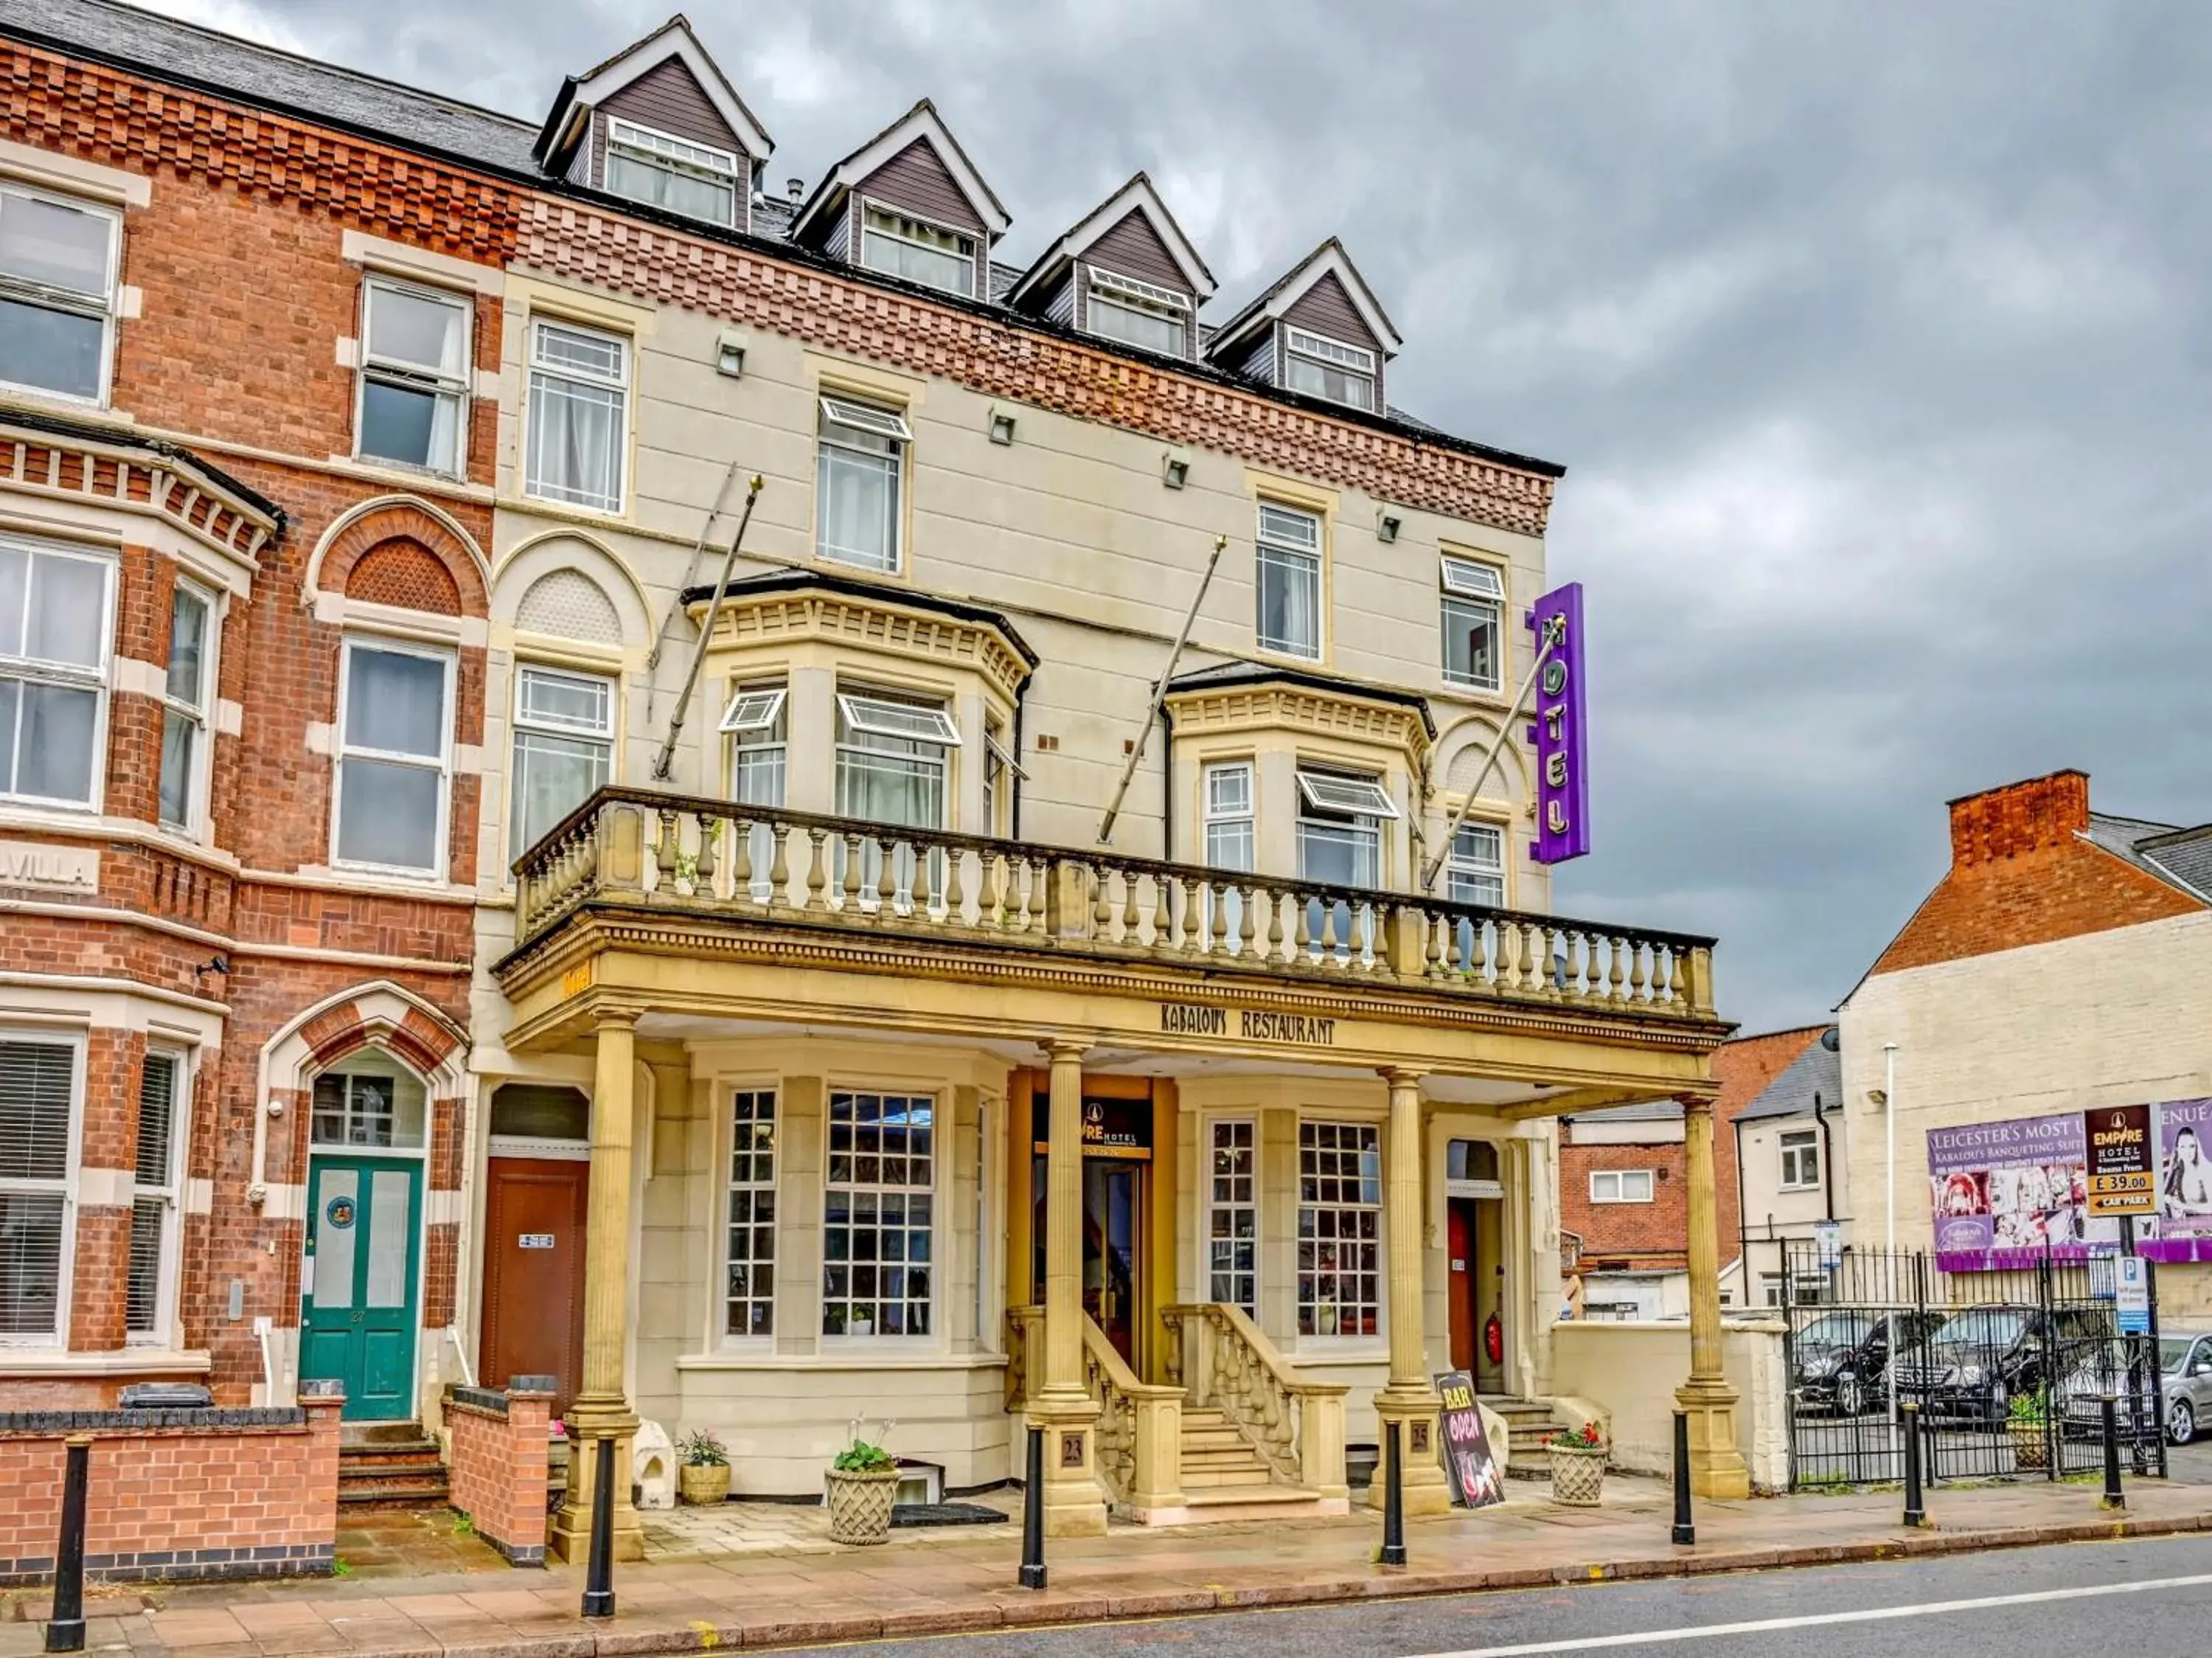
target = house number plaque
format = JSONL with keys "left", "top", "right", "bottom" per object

{"left": 518, "top": 1233, "right": 556, "bottom": 1249}
{"left": 1060, "top": 1431, "right": 1086, "bottom": 1468}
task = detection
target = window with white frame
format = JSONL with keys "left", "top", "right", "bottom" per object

{"left": 126, "top": 1050, "right": 183, "bottom": 1342}
{"left": 509, "top": 665, "right": 614, "bottom": 860}
{"left": 1202, "top": 761, "right": 1255, "bottom": 873}
{"left": 860, "top": 204, "right": 975, "bottom": 296}
{"left": 1282, "top": 326, "right": 1376, "bottom": 411}
{"left": 157, "top": 581, "right": 213, "bottom": 833}
{"left": 356, "top": 278, "right": 471, "bottom": 474}
{"left": 1207, "top": 1120, "right": 1256, "bottom": 1316}
{"left": 1256, "top": 502, "right": 1322, "bottom": 659}
{"left": 835, "top": 690, "right": 953, "bottom": 830}
{"left": 1440, "top": 556, "right": 1503, "bottom": 693}
{"left": 1086, "top": 270, "right": 1186, "bottom": 357}
{"left": 725, "top": 1089, "right": 776, "bottom": 1338}
{"left": 721, "top": 681, "right": 787, "bottom": 895}
{"left": 0, "top": 184, "right": 120, "bottom": 403}
{"left": 0, "top": 1036, "right": 76, "bottom": 1342}
{"left": 605, "top": 118, "right": 739, "bottom": 227}
{"left": 1779, "top": 1128, "right": 1821, "bottom": 1190}
{"left": 526, "top": 319, "right": 629, "bottom": 514}
{"left": 816, "top": 395, "right": 909, "bottom": 572}
{"left": 334, "top": 638, "right": 453, "bottom": 876}
{"left": 1298, "top": 1120, "right": 1380, "bottom": 1337}
{"left": 0, "top": 538, "right": 113, "bottom": 809}
{"left": 1295, "top": 769, "right": 1392, "bottom": 890}
{"left": 310, "top": 1060, "right": 427, "bottom": 1150}
{"left": 823, "top": 1091, "right": 934, "bottom": 1337}
{"left": 1589, "top": 1168, "right": 1655, "bottom": 1204}
{"left": 1445, "top": 822, "right": 1505, "bottom": 908}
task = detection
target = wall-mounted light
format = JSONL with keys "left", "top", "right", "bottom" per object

{"left": 1163, "top": 453, "right": 1189, "bottom": 490}
{"left": 1377, "top": 511, "right": 1402, "bottom": 544}
{"left": 989, "top": 409, "right": 1017, "bottom": 445}
{"left": 715, "top": 331, "right": 748, "bottom": 378}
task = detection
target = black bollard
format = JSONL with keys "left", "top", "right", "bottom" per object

{"left": 1670, "top": 1412, "right": 1695, "bottom": 1546}
{"left": 1380, "top": 1418, "right": 1407, "bottom": 1567}
{"left": 1018, "top": 1424, "right": 1047, "bottom": 1590}
{"left": 44, "top": 1436, "right": 89, "bottom": 1654}
{"left": 2101, "top": 1395, "right": 2124, "bottom": 1511}
{"left": 1901, "top": 1401, "right": 1925, "bottom": 1527}
{"left": 581, "top": 1434, "right": 616, "bottom": 1620}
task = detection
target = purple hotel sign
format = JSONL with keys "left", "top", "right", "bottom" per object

{"left": 1528, "top": 583, "right": 1590, "bottom": 864}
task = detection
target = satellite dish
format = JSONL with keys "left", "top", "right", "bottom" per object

{"left": 1819, "top": 1027, "right": 1840, "bottom": 1052}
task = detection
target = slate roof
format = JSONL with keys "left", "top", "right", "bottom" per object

{"left": 2085, "top": 811, "right": 2212, "bottom": 903}
{"left": 1733, "top": 1031, "right": 1843, "bottom": 1124}
{"left": 1568, "top": 1024, "right": 1829, "bottom": 1131}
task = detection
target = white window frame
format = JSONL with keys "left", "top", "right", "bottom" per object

{"left": 1295, "top": 767, "right": 1385, "bottom": 891}
{"left": 1255, "top": 502, "right": 1324, "bottom": 661}
{"left": 332, "top": 634, "right": 454, "bottom": 881}
{"left": 821, "top": 1089, "right": 939, "bottom": 1341}
{"left": 0, "top": 538, "right": 116, "bottom": 812}
{"left": 1204, "top": 1117, "right": 1258, "bottom": 1317}
{"left": 309, "top": 1061, "right": 430, "bottom": 1155}
{"left": 815, "top": 396, "right": 910, "bottom": 574}
{"left": 1201, "top": 760, "right": 1254, "bottom": 873}
{"left": 126, "top": 1047, "right": 187, "bottom": 1346}
{"left": 836, "top": 693, "right": 961, "bottom": 746}
{"left": 859, "top": 201, "right": 976, "bottom": 297}
{"left": 0, "top": 183, "right": 122, "bottom": 408}
{"left": 1295, "top": 771, "right": 1400, "bottom": 821}
{"left": 1296, "top": 1117, "right": 1383, "bottom": 1341}
{"left": 1779, "top": 1128, "right": 1822, "bottom": 1192}
{"left": 1440, "top": 555, "right": 1505, "bottom": 693}
{"left": 524, "top": 318, "right": 630, "bottom": 515}
{"left": 157, "top": 578, "right": 216, "bottom": 835}
{"left": 0, "top": 1028, "right": 82, "bottom": 1348}
{"left": 354, "top": 275, "right": 472, "bottom": 476}
{"left": 718, "top": 686, "right": 787, "bottom": 735}
{"left": 1282, "top": 325, "right": 1377, "bottom": 412}
{"left": 509, "top": 662, "right": 615, "bottom": 861}
{"left": 1589, "top": 1168, "right": 1656, "bottom": 1204}
{"left": 1086, "top": 268, "right": 1188, "bottom": 356}
{"left": 723, "top": 1086, "right": 777, "bottom": 1342}
{"left": 1445, "top": 821, "right": 1506, "bottom": 909}
{"left": 605, "top": 117, "right": 740, "bottom": 228}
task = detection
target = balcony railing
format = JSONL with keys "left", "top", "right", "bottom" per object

{"left": 510, "top": 787, "right": 1717, "bottom": 1019}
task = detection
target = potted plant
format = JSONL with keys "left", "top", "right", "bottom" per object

{"left": 2008, "top": 1389, "right": 2051, "bottom": 1471}
{"left": 1545, "top": 1420, "right": 1608, "bottom": 1507}
{"left": 826, "top": 1428, "right": 902, "bottom": 1546}
{"left": 677, "top": 1427, "right": 731, "bottom": 1505}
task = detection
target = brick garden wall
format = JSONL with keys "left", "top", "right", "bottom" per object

{"left": 442, "top": 1380, "right": 552, "bottom": 1565}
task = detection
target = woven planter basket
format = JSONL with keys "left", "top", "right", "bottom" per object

{"left": 2009, "top": 1421, "right": 2050, "bottom": 1471}
{"left": 1547, "top": 1443, "right": 1607, "bottom": 1508}
{"left": 826, "top": 1465, "right": 902, "bottom": 1545}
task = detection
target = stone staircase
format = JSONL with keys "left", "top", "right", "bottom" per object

{"left": 1488, "top": 1396, "right": 1557, "bottom": 1475}
{"left": 1173, "top": 1405, "right": 1332, "bottom": 1520}
{"left": 338, "top": 1423, "right": 451, "bottom": 1510}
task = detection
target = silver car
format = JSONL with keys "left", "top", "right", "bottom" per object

{"left": 2056, "top": 1331, "right": 2212, "bottom": 1445}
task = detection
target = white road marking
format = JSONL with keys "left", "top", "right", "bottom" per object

{"left": 1405, "top": 1569, "right": 2212, "bottom": 1656}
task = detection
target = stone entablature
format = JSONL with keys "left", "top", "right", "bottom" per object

{"left": 692, "top": 583, "right": 1034, "bottom": 705}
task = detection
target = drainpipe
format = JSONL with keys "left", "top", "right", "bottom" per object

{"left": 1159, "top": 701, "right": 1176, "bottom": 861}
{"left": 1010, "top": 693, "right": 1027, "bottom": 842}
{"left": 1812, "top": 1092, "right": 1837, "bottom": 1223}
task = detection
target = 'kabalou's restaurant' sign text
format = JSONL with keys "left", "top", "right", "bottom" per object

{"left": 1159, "top": 1002, "right": 1336, "bottom": 1047}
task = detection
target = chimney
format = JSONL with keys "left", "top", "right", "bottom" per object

{"left": 1946, "top": 770, "right": 2090, "bottom": 869}
{"left": 786, "top": 178, "right": 804, "bottom": 205}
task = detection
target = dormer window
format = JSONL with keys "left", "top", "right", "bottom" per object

{"left": 1284, "top": 327, "right": 1377, "bottom": 411}
{"left": 605, "top": 118, "right": 740, "bottom": 226}
{"left": 861, "top": 205, "right": 975, "bottom": 297}
{"left": 1086, "top": 271, "right": 1187, "bottom": 358}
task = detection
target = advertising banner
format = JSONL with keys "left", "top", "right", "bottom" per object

{"left": 2084, "top": 1103, "right": 2157, "bottom": 1218}
{"left": 1433, "top": 1370, "right": 1506, "bottom": 1509}
{"left": 2154, "top": 1097, "right": 2212, "bottom": 1261}
{"left": 1528, "top": 583, "right": 1590, "bottom": 864}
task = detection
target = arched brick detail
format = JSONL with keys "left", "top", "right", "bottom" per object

{"left": 346, "top": 538, "right": 461, "bottom": 615}
{"left": 312, "top": 499, "right": 489, "bottom": 617}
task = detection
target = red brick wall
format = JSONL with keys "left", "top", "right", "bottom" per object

{"left": 445, "top": 1385, "right": 551, "bottom": 1565}
{"left": 0, "top": 1392, "right": 341, "bottom": 1583}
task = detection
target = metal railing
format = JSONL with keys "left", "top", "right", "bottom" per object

{"left": 509, "top": 787, "right": 1718, "bottom": 1020}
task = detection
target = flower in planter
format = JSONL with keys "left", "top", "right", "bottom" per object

{"left": 678, "top": 1427, "right": 730, "bottom": 1468}
{"left": 1544, "top": 1421, "right": 1605, "bottom": 1449}
{"left": 833, "top": 1439, "right": 898, "bottom": 1474}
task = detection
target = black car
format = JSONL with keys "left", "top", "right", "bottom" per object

{"left": 1791, "top": 1308, "right": 1946, "bottom": 1417}
{"left": 1891, "top": 1305, "right": 2111, "bottom": 1425}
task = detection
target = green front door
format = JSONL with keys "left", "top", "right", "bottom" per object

{"left": 302, "top": 1156, "right": 422, "bottom": 1421}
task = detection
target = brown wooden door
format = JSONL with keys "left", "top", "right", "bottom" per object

{"left": 1447, "top": 1199, "right": 1475, "bottom": 1373}
{"left": 479, "top": 1158, "right": 588, "bottom": 1416}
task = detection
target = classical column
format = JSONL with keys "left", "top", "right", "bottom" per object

{"left": 1369, "top": 1067, "right": 1449, "bottom": 1513}
{"left": 1024, "top": 1037, "right": 1106, "bottom": 1536}
{"left": 551, "top": 1008, "right": 645, "bottom": 1563}
{"left": 1675, "top": 1095, "right": 1751, "bottom": 1498}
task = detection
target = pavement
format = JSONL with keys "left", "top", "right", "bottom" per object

{"left": 7, "top": 1471, "right": 2212, "bottom": 1657}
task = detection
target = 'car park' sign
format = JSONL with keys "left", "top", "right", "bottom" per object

{"left": 2084, "top": 1103, "right": 2157, "bottom": 1218}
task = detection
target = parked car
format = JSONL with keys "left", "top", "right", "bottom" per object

{"left": 1791, "top": 1308, "right": 1946, "bottom": 1416}
{"left": 1890, "top": 1305, "right": 2111, "bottom": 1425}
{"left": 2055, "top": 1331, "right": 2212, "bottom": 1446}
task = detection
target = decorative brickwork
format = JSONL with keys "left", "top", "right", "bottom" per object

{"left": 0, "top": 422, "right": 280, "bottom": 566}
{"left": 444, "top": 1381, "right": 552, "bottom": 1565}
{"left": 346, "top": 538, "right": 462, "bottom": 614}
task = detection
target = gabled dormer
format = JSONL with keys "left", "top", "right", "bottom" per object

{"left": 534, "top": 15, "right": 774, "bottom": 235}
{"left": 1203, "top": 238, "right": 1402, "bottom": 414}
{"left": 1006, "top": 173, "right": 1215, "bottom": 360}
{"left": 787, "top": 100, "right": 1011, "bottom": 304}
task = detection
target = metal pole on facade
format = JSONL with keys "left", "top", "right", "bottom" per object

{"left": 582, "top": 1435, "right": 616, "bottom": 1620}
{"left": 1095, "top": 535, "right": 1225, "bottom": 846}
{"left": 1018, "top": 1424, "right": 1047, "bottom": 1590}
{"left": 1671, "top": 1411, "right": 1695, "bottom": 1545}
{"left": 650, "top": 476, "right": 765, "bottom": 781}
{"left": 44, "top": 1436, "right": 89, "bottom": 1654}
{"left": 1417, "top": 615, "right": 1564, "bottom": 892}
{"left": 1379, "top": 1419, "right": 1407, "bottom": 1567}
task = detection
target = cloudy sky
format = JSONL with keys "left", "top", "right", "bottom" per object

{"left": 145, "top": 0, "right": 2212, "bottom": 1031}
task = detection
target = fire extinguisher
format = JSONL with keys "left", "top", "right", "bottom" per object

{"left": 1484, "top": 1312, "right": 1503, "bottom": 1367}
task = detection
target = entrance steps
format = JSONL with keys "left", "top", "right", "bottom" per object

{"left": 338, "top": 1423, "right": 451, "bottom": 1509}
{"left": 1486, "top": 1396, "right": 1558, "bottom": 1474}
{"left": 1165, "top": 1406, "right": 1335, "bottom": 1522}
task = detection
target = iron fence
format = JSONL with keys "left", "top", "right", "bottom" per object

{"left": 1779, "top": 1245, "right": 2167, "bottom": 1490}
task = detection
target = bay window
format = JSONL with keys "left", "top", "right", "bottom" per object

{"left": 356, "top": 277, "right": 471, "bottom": 474}
{"left": 1298, "top": 1120, "right": 1380, "bottom": 1338}
{"left": 860, "top": 204, "right": 974, "bottom": 296}
{"left": 334, "top": 637, "right": 452, "bottom": 876}
{"left": 1283, "top": 326, "right": 1377, "bottom": 411}
{"left": 823, "top": 1090, "right": 934, "bottom": 1337}
{"left": 158, "top": 580, "right": 213, "bottom": 832}
{"left": 1202, "top": 760, "right": 1255, "bottom": 873}
{"left": 835, "top": 690, "right": 953, "bottom": 830}
{"left": 0, "top": 538, "right": 112, "bottom": 809}
{"left": 721, "top": 681, "right": 787, "bottom": 897}
{"left": 1295, "top": 769, "right": 1394, "bottom": 889}
{"left": 605, "top": 118, "right": 739, "bottom": 227}
{"left": 509, "top": 665, "right": 614, "bottom": 859}
{"left": 1087, "top": 270, "right": 1186, "bottom": 357}
{"left": 816, "top": 396, "right": 909, "bottom": 572}
{"left": 1256, "top": 502, "right": 1321, "bottom": 659}
{"left": 1440, "top": 555, "right": 1503, "bottom": 692}
{"left": 0, "top": 1035, "right": 76, "bottom": 1342}
{"left": 526, "top": 319, "right": 628, "bottom": 514}
{"left": 0, "top": 185, "right": 119, "bottom": 403}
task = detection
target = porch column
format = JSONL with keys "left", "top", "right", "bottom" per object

{"left": 1370, "top": 1067, "right": 1449, "bottom": 1514}
{"left": 1026, "top": 1037, "right": 1106, "bottom": 1536}
{"left": 1674, "top": 1095, "right": 1750, "bottom": 1498}
{"left": 551, "top": 1008, "right": 644, "bottom": 1563}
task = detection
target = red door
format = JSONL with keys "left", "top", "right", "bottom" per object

{"left": 1447, "top": 1199, "right": 1475, "bottom": 1372}
{"left": 479, "top": 1158, "right": 588, "bottom": 1415}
